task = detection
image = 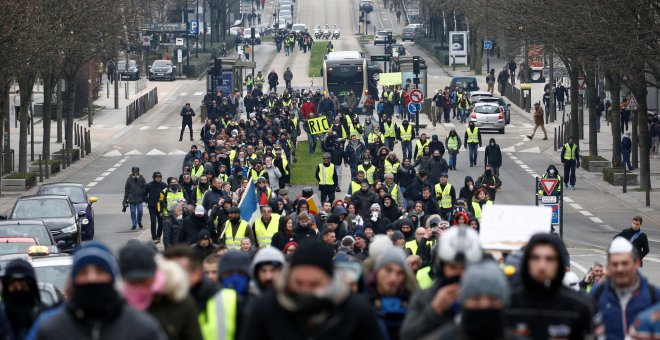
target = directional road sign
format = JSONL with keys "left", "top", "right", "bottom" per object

{"left": 407, "top": 102, "right": 421, "bottom": 114}
{"left": 540, "top": 178, "right": 559, "bottom": 196}
{"left": 544, "top": 204, "right": 560, "bottom": 225}
{"left": 410, "top": 89, "right": 424, "bottom": 103}
{"left": 483, "top": 40, "right": 493, "bottom": 50}
{"left": 577, "top": 76, "right": 586, "bottom": 89}
{"left": 371, "top": 55, "right": 390, "bottom": 62}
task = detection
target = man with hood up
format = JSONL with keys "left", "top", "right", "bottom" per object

{"left": 424, "top": 149, "right": 449, "bottom": 185}
{"left": 145, "top": 171, "right": 168, "bottom": 243}
{"left": 506, "top": 233, "right": 594, "bottom": 339}
{"left": 538, "top": 164, "right": 562, "bottom": 196}
{"left": 247, "top": 247, "right": 285, "bottom": 301}
{"left": 379, "top": 194, "right": 401, "bottom": 222}
{"left": 484, "top": 138, "right": 502, "bottom": 176}
{"left": 428, "top": 134, "right": 445, "bottom": 157}
{"left": 459, "top": 176, "right": 475, "bottom": 202}
{"left": 124, "top": 166, "right": 147, "bottom": 230}
{"left": 181, "top": 205, "right": 210, "bottom": 244}
{"left": 1, "top": 259, "right": 44, "bottom": 339}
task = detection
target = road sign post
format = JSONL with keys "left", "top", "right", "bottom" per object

{"left": 535, "top": 176, "right": 563, "bottom": 238}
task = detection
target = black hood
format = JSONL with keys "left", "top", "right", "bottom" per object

{"left": 545, "top": 164, "right": 559, "bottom": 176}
{"left": 520, "top": 233, "right": 569, "bottom": 294}
{"left": 464, "top": 176, "right": 474, "bottom": 186}
{"left": 2, "top": 259, "right": 39, "bottom": 303}
{"left": 488, "top": 138, "right": 496, "bottom": 144}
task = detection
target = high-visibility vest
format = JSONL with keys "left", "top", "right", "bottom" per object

{"left": 281, "top": 99, "right": 292, "bottom": 107}
{"left": 405, "top": 239, "right": 419, "bottom": 255}
{"left": 416, "top": 266, "right": 434, "bottom": 289}
{"left": 563, "top": 143, "right": 577, "bottom": 160}
{"left": 386, "top": 92, "right": 394, "bottom": 102}
{"left": 318, "top": 163, "right": 335, "bottom": 185}
{"left": 268, "top": 99, "right": 278, "bottom": 108}
{"left": 434, "top": 183, "right": 453, "bottom": 209}
{"left": 383, "top": 122, "right": 396, "bottom": 138}
{"left": 199, "top": 289, "right": 238, "bottom": 340}
{"left": 255, "top": 75, "right": 264, "bottom": 85}
{"left": 346, "top": 118, "right": 356, "bottom": 135}
{"left": 357, "top": 164, "right": 375, "bottom": 184}
{"left": 350, "top": 180, "right": 361, "bottom": 194}
{"left": 245, "top": 77, "right": 253, "bottom": 86}
{"left": 447, "top": 136, "right": 459, "bottom": 151}
{"left": 191, "top": 165, "right": 205, "bottom": 181}
{"left": 196, "top": 186, "right": 209, "bottom": 206}
{"left": 471, "top": 200, "right": 493, "bottom": 221}
{"left": 368, "top": 132, "right": 384, "bottom": 144}
{"left": 415, "top": 139, "right": 430, "bottom": 153}
{"left": 385, "top": 183, "right": 400, "bottom": 203}
{"left": 254, "top": 214, "right": 281, "bottom": 247}
{"left": 384, "top": 160, "right": 400, "bottom": 175}
{"left": 399, "top": 125, "right": 413, "bottom": 141}
{"left": 466, "top": 128, "right": 479, "bottom": 144}
{"left": 161, "top": 189, "right": 185, "bottom": 217}
{"left": 249, "top": 168, "right": 266, "bottom": 182}
{"left": 218, "top": 173, "right": 228, "bottom": 183}
{"left": 224, "top": 220, "right": 248, "bottom": 249}
{"left": 228, "top": 150, "right": 237, "bottom": 165}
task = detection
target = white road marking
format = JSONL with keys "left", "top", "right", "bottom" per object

{"left": 118, "top": 158, "right": 127, "bottom": 163}
{"left": 514, "top": 160, "right": 524, "bottom": 165}
{"left": 125, "top": 149, "right": 143, "bottom": 155}
{"left": 160, "top": 92, "right": 168, "bottom": 95}
{"left": 570, "top": 203, "right": 583, "bottom": 210}
{"left": 84, "top": 188, "right": 90, "bottom": 192}
{"left": 157, "top": 126, "right": 169, "bottom": 130}
{"left": 520, "top": 164, "right": 529, "bottom": 169}
{"left": 580, "top": 210, "right": 593, "bottom": 216}
{"left": 101, "top": 172, "right": 111, "bottom": 176}
{"left": 102, "top": 150, "right": 122, "bottom": 157}
{"left": 146, "top": 149, "right": 166, "bottom": 155}
{"left": 564, "top": 196, "right": 574, "bottom": 203}
{"left": 87, "top": 182, "right": 98, "bottom": 187}
{"left": 180, "top": 93, "right": 187, "bottom": 96}
{"left": 168, "top": 149, "right": 187, "bottom": 155}
{"left": 193, "top": 91, "right": 204, "bottom": 96}
{"left": 518, "top": 147, "right": 541, "bottom": 153}
{"left": 600, "top": 224, "right": 615, "bottom": 231}
{"left": 501, "top": 146, "right": 516, "bottom": 152}
{"left": 570, "top": 261, "right": 588, "bottom": 274}
{"left": 113, "top": 163, "right": 122, "bottom": 167}
{"left": 509, "top": 156, "right": 518, "bottom": 160}
{"left": 514, "top": 142, "right": 525, "bottom": 146}
{"left": 139, "top": 126, "right": 150, "bottom": 130}
{"left": 590, "top": 217, "right": 603, "bottom": 223}
{"left": 94, "top": 177, "right": 104, "bottom": 182}
{"left": 108, "top": 167, "right": 117, "bottom": 171}
{"left": 530, "top": 173, "right": 537, "bottom": 179}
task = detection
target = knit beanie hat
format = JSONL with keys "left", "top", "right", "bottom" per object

{"left": 374, "top": 247, "right": 408, "bottom": 272}
{"left": 391, "top": 230, "right": 406, "bottom": 242}
{"left": 290, "top": 241, "right": 334, "bottom": 276}
{"left": 218, "top": 250, "right": 250, "bottom": 275}
{"left": 71, "top": 242, "right": 119, "bottom": 283}
{"left": 369, "top": 235, "right": 394, "bottom": 259}
{"left": 459, "top": 259, "right": 510, "bottom": 305}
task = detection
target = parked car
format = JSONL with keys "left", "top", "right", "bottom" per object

{"left": 0, "top": 220, "right": 62, "bottom": 251}
{"left": 0, "top": 237, "right": 39, "bottom": 255}
{"left": 245, "top": 27, "right": 262, "bottom": 44}
{"left": 5, "top": 195, "right": 84, "bottom": 251}
{"left": 468, "top": 91, "right": 493, "bottom": 103}
{"left": 478, "top": 97, "right": 512, "bottom": 124}
{"left": 390, "top": 43, "right": 407, "bottom": 56}
{"left": 118, "top": 60, "right": 140, "bottom": 80}
{"left": 0, "top": 251, "right": 72, "bottom": 295}
{"left": 360, "top": 0, "right": 374, "bottom": 12}
{"left": 149, "top": 60, "right": 176, "bottom": 81}
{"left": 469, "top": 102, "right": 506, "bottom": 134}
{"left": 291, "top": 23, "right": 307, "bottom": 34}
{"left": 37, "top": 182, "right": 97, "bottom": 240}
{"left": 374, "top": 30, "right": 392, "bottom": 45}
{"left": 450, "top": 76, "right": 479, "bottom": 93}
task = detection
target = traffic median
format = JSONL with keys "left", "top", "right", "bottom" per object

{"left": 308, "top": 43, "right": 326, "bottom": 77}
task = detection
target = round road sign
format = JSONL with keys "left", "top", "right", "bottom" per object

{"left": 410, "top": 89, "right": 424, "bottom": 103}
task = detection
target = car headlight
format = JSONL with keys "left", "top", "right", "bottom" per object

{"left": 166, "top": 70, "right": 172, "bottom": 74}
{"left": 82, "top": 218, "right": 89, "bottom": 225}
{"left": 61, "top": 224, "right": 77, "bottom": 234}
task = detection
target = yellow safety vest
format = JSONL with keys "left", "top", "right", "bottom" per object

{"left": 399, "top": 125, "right": 413, "bottom": 141}
{"left": 228, "top": 150, "right": 237, "bottom": 165}
{"left": 254, "top": 215, "right": 281, "bottom": 248}
{"left": 447, "top": 136, "right": 459, "bottom": 151}
{"left": 346, "top": 118, "right": 356, "bottom": 135}
{"left": 161, "top": 189, "right": 185, "bottom": 217}
{"left": 268, "top": 99, "right": 278, "bottom": 108}
{"left": 255, "top": 75, "right": 264, "bottom": 85}
{"left": 466, "top": 128, "right": 479, "bottom": 144}
{"left": 416, "top": 266, "right": 434, "bottom": 289}
{"left": 434, "top": 183, "right": 453, "bottom": 209}
{"left": 281, "top": 99, "right": 292, "bottom": 107}
{"left": 350, "top": 180, "right": 362, "bottom": 194}
{"left": 357, "top": 164, "right": 375, "bottom": 184}
{"left": 249, "top": 168, "right": 266, "bottom": 182}
{"left": 368, "top": 132, "right": 384, "bottom": 144}
{"left": 245, "top": 77, "right": 253, "bottom": 86}
{"left": 191, "top": 165, "right": 205, "bottom": 181}
{"left": 196, "top": 186, "right": 209, "bottom": 206}
{"left": 405, "top": 239, "right": 419, "bottom": 255}
{"left": 318, "top": 163, "right": 335, "bottom": 185}
{"left": 199, "top": 289, "right": 237, "bottom": 340}
{"left": 383, "top": 122, "right": 396, "bottom": 138}
{"left": 472, "top": 200, "right": 493, "bottom": 221}
{"left": 224, "top": 220, "right": 248, "bottom": 249}
{"left": 384, "top": 160, "right": 400, "bottom": 175}
{"left": 385, "top": 183, "right": 400, "bottom": 203}
{"left": 415, "top": 139, "right": 430, "bottom": 153}
{"left": 218, "top": 173, "right": 228, "bottom": 183}
{"left": 563, "top": 143, "right": 577, "bottom": 160}
{"left": 386, "top": 92, "right": 394, "bottom": 102}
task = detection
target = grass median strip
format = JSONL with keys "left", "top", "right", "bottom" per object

{"left": 308, "top": 43, "right": 327, "bottom": 77}
{"left": 291, "top": 141, "right": 322, "bottom": 185}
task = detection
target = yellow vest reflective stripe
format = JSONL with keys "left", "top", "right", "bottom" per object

{"left": 368, "top": 132, "right": 383, "bottom": 144}
{"left": 228, "top": 150, "right": 237, "bottom": 165}
{"left": 282, "top": 99, "right": 292, "bottom": 107}
{"left": 196, "top": 187, "right": 209, "bottom": 206}
{"left": 191, "top": 166, "right": 205, "bottom": 181}
{"left": 447, "top": 136, "right": 459, "bottom": 150}
{"left": 467, "top": 128, "right": 479, "bottom": 143}
{"left": 350, "top": 181, "right": 361, "bottom": 194}
{"left": 386, "top": 183, "right": 399, "bottom": 203}
{"left": 564, "top": 144, "right": 577, "bottom": 160}
{"left": 383, "top": 122, "right": 396, "bottom": 138}
{"left": 255, "top": 76, "right": 264, "bottom": 85}
{"left": 218, "top": 174, "right": 228, "bottom": 183}
{"left": 163, "top": 190, "right": 185, "bottom": 217}
{"left": 384, "top": 161, "right": 400, "bottom": 175}
{"left": 225, "top": 220, "right": 248, "bottom": 249}
{"left": 282, "top": 158, "right": 290, "bottom": 175}
{"left": 435, "top": 183, "right": 453, "bottom": 208}
{"left": 347, "top": 119, "right": 356, "bottom": 134}
{"left": 399, "top": 125, "right": 413, "bottom": 141}
{"left": 250, "top": 169, "right": 266, "bottom": 182}
{"left": 405, "top": 239, "right": 419, "bottom": 255}
{"left": 357, "top": 164, "right": 375, "bottom": 184}
{"left": 386, "top": 92, "right": 394, "bottom": 102}
{"left": 199, "top": 289, "right": 237, "bottom": 340}
{"left": 319, "top": 164, "right": 335, "bottom": 185}
{"left": 254, "top": 215, "right": 281, "bottom": 247}
{"left": 471, "top": 200, "right": 493, "bottom": 221}
{"left": 416, "top": 266, "right": 434, "bottom": 289}
{"left": 268, "top": 99, "right": 277, "bottom": 108}
{"left": 415, "top": 140, "right": 429, "bottom": 153}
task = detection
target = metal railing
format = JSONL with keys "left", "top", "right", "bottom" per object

{"left": 135, "top": 78, "right": 147, "bottom": 94}
{"left": 504, "top": 82, "right": 531, "bottom": 113}
{"left": 126, "top": 88, "right": 158, "bottom": 125}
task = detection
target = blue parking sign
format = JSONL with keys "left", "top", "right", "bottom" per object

{"left": 544, "top": 204, "right": 559, "bottom": 225}
{"left": 483, "top": 40, "right": 492, "bottom": 50}
{"left": 407, "top": 102, "right": 421, "bottom": 114}
{"left": 190, "top": 20, "right": 199, "bottom": 35}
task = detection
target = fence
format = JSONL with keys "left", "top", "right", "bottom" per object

{"left": 126, "top": 88, "right": 158, "bottom": 125}
{"left": 504, "top": 82, "right": 531, "bottom": 113}
{"left": 135, "top": 78, "right": 147, "bottom": 94}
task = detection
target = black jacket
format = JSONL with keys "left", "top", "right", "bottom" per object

{"left": 396, "top": 165, "right": 416, "bottom": 188}
{"left": 124, "top": 175, "right": 147, "bottom": 204}
{"left": 506, "top": 234, "right": 594, "bottom": 340}
{"left": 181, "top": 215, "right": 210, "bottom": 244}
{"left": 458, "top": 176, "right": 475, "bottom": 202}
{"left": 616, "top": 227, "right": 650, "bottom": 260}
{"left": 180, "top": 106, "right": 195, "bottom": 123}
{"left": 145, "top": 181, "right": 167, "bottom": 208}
{"left": 352, "top": 189, "right": 379, "bottom": 220}
{"left": 271, "top": 223, "right": 298, "bottom": 251}
{"left": 484, "top": 139, "right": 502, "bottom": 167}
{"left": 163, "top": 215, "right": 183, "bottom": 248}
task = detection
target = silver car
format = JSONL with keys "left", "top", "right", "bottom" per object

{"left": 469, "top": 103, "right": 506, "bottom": 134}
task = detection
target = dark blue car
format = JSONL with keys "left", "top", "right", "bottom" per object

{"left": 36, "top": 183, "right": 97, "bottom": 240}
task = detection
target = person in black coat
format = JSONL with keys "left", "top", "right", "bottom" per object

{"left": 615, "top": 216, "right": 650, "bottom": 265}
{"left": 271, "top": 215, "right": 299, "bottom": 251}
{"left": 191, "top": 230, "right": 219, "bottom": 261}
{"left": 458, "top": 176, "right": 475, "bottom": 202}
{"left": 484, "top": 138, "right": 502, "bottom": 176}
{"left": 179, "top": 103, "right": 195, "bottom": 141}
{"left": 180, "top": 206, "right": 210, "bottom": 244}
{"left": 144, "top": 172, "right": 167, "bottom": 242}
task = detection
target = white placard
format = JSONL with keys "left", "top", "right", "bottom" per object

{"left": 479, "top": 205, "right": 552, "bottom": 251}
{"left": 176, "top": 38, "right": 184, "bottom": 46}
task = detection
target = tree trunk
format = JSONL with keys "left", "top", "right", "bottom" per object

{"left": 56, "top": 79, "right": 63, "bottom": 143}
{"left": 64, "top": 74, "right": 77, "bottom": 153}
{"left": 42, "top": 69, "right": 56, "bottom": 163}
{"left": 18, "top": 74, "right": 36, "bottom": 173}
{"left": 586, "top": 67, "right": 598, "bottom": 156}
{"left": 605, "top": 71, "right": 622, "bottom": 167}
{"left": 0, "top": 76, "right": 10, "bottom": 174}
{"left": 568, "top": 67, "right": 579, "bottom": 140}
{"left": 629, "top": 66, "right": 650, "bottom": 190}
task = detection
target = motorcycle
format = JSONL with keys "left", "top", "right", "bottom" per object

{"left": 323, "top": 24, "right": 331, "bottom": 39}
{"left": 332, "top": 24, "right": 340, "bottom": 39}
{"left": 314, "top": 25, "right": 322, "bottom": 39}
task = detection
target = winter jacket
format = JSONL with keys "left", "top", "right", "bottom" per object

{"left": 424, "top": 156, "right": 449, "bottom": 184}
{"left": 180, "top": 215, "right": 209, "bottom": 244}
{"left": 401, "top": 278, "right": 458, "bottom": 339}
{"left": 476, "top": 172, "right": 502, "bottom": 201}
{"left": 191, "top": 243, "right": 218, "bottom": 261}
{"left": 458, "top": 176, "right": 475, "bottom": 202}
{"left": 345, "top": 141, "right": 366, "bottom": 167}
{"left": 484, "top": 140, "right": 502, "bottom": 167}
{"left": 124, "top": 175, "right": 147, "bottom": 204}
{"left": 396, "top": 165, "right": 416, "bottom": 189}
{"left": 163, "top": 215, "right": 183, "bottom": 248}
{"left": 380, "top": 200, "right": 401, "bottom": 222}
{"left": 615, "top": 227, "right": 650, "bottom": 261}
{"left": 144, "top": 181, "right": 167, "bottom": 209}
{"left": 507, "top": 234, "right": 594, "bottom": 340}
{"left": 352, "top": 189, "right": 379, "bottom": 220}
{"left": 428, "top": 140, "right": 445, "bottom": 157}
{"left": 201, "top": 187, "right": 226, "bottom": 211}
{"left": 271, "top": 224, "right": 298, "bottom": 251}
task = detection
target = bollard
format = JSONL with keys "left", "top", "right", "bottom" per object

{"left": 80, "top": 133, "right": 85, "bottom": 159}
{"left": 554, "top": 127, "right": 557, "bottom": 151}
{"left": 646, "top": 181, "right": 651, "bottom": 207}
{"left": 44, "top": 153, "right": 49, "bottom": 179}
{"left": 38, "top": 154, "right": 43, "bottom": 182}
{"left": 88, "top": 131, "right": 92, "bottom": 154}
{"left": 60, "top": 145, "right": 66, "bottom": 169}
{"left": 66, "top": 147, "right": 70, "bottom": 167}
{"left": 75, "top": 124, "right": 79, "bottom": 146}
{"left": 79, "top": 125, "right": 84, "bottom": 149}
{"left": 623, "top": 166, "right": 627, "bottom": 193}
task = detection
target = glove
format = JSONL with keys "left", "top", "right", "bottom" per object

{"left": 577, "top": 163, "right": 580, "bottom": 169}
{"left": 122, "top": 201, "right": 129, "bottom": 213}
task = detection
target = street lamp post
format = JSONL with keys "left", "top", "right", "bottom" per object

{"left": 196, "top": 0, "right": 199, "bottom": 58}
{"left": 485, "top": 0, "right": 490, "bottom": 73}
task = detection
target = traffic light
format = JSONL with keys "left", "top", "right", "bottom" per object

{"left": 412, "top": 56, "right": 420, "bottom": 74}
{"left": 251, "top": 27, "right": 256, "bottom": 39}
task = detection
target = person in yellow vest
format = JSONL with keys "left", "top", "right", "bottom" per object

{"left": 464, "top": 121, "right": 482, "bottom": 167}
{"left": 383, "top": 173, "right": 403, "bottom": 208}
{"left": 195, "top": 175, "right": 211, "bottom": 206}
{"left": 245, "top": 73, "right": 254, "bottom": 93}
{"left": 445, "top": 128, "right": 461, "bottom": 170}
{"left": 405, "top": 227, "right": 432, "bottom": 265}
{"left": 380, "top": 115, "right": 398, "bottom": 151}
{"left": 469, "top": 188, "right": 493, "bottom": 222}
{"left": 348, "top": 170, "right": 366, "bottom": 194}
{"left": 220, "top": 207, "right": 255, "bottom": 249}
{"left": 383, "top": 152, "right": 401, "bottom": 178}
{"left": 248, "top": 161, "right": 267, "bottom": 182}
{"left": 538, "top": 164, "right": 563, "bottom": 196}
{"left": 367, "top": 125, "right": 384, "bottom": 144}
{"left": 200, "top": 250, "right": 251, "bottom": 340}
{"left": 413, "top": 133, "right": 430, "bottom": 160}
{"left": 357, "top": 156, "right": 376, "bottom": 185}
{"left": 252, "top": 205, "right": 281, "bottom": 248}
{"left": 560, "top": 136, "right": 580, "bottom": 189}
{"left": 434, "top": 172, "right": 456, "bottom": 221}
{"left": 397, "top": 119, "right": 415, "bottom": 160}
{"left": 190, "top": 158, "right": 205, "bottom": 182}
{"left": 254, "top": 71, "right": 265, "bottom": 90}
{"left": 315, "top": 152, "right": 338, "bottom": 204}
{"left": 159, "top": 177, "right": 186, "bottom": 219}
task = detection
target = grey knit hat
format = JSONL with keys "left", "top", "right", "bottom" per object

{"left": 374, "top": 247, "right": 408, "bottom": 272}
{"left": 458, "top": 259, "right": 510, "bottom": 305}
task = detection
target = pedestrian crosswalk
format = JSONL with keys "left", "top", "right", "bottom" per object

{"left": 102, "top": 148, "right": 190, "bottom": 157}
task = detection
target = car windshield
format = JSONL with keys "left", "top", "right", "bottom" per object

{"left": 475, "top": 105, "right": 501, "bottom": 114}
{"left": 34, "top": 264, "right": 71, "bottom": 292}
{"left": 292, "top": 25, "right": 305, "bottom": 30}
{"left": 40, "top": 186, "right": 86, "bottom": 203}
{"left": 0, "top": 242, "right": 35, "bottom": 255}
{"left": 0, "top": 225, "right": 52, "bottom": 245}
{"left": 403, "top": 28, "right": 414, "bottom": 32}
{"left": 152, "top": 61, "right": 170, "bottom": 67}
{"left": 453, "top": 78, "right": 477, "bottom": 89}
{"left": 377, "top": 32, "right": 388, "bottom": 36}
{"left": 12, "top": 199, "right": 72, "bottom": 219}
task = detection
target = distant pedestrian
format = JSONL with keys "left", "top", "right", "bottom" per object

{"left": 620, "top": 101, "right": 631, "bottom": 132}
{"left": 542, "top": 88, "right": 552, "bottom": 123}
{"left": 124, "top": 166, "right": 147, "bottom": 230}
{"left": 486, "top": 69, "right": 496, "bottom": 94}
{"left": 621, "top": 132, "right": 634, "bottom": 171}
{"left": 484, "top": 138, "right": 502, "bottom": 176}
{"left": 560, "top": 136, "right": 580, "bottom": 190}
{"left": 179, "top": 103, "right": 195, "bottom": 142}
{"left": 508, "top": 59, "right": 517, "bottom": 84}
{"left": 527, "top": 102, "right": 548, "bottom": 140}
{"left": 496, "top": 66, "right": 509, "bottom": 96}
{"left": 107, "top": 60, "right": 115, "bottom": 84}
{"left": 555, "top": 82, "right": 567, "bottom": 111}
{"left": 267, "top": 69, "right": 278, "bottom": 93}
{"left": 396, "top": 9, "right": 402, "bottom": 23}
{"left": 283, "top": 67, "right": 293, "bottom": 90}
{"left": 257, "top": 13, "right": 261, "bottom": 24}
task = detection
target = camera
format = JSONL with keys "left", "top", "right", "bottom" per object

{"left": 122, "top": 202, "right": 129, "bottom": 213}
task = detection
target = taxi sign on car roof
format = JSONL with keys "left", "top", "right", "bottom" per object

{"left": 28, "top": 245, "right": 50, "bottom": 256}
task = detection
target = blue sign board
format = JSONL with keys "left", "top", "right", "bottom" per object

{"left": 407, "top": 102, "right": 421, "bottom": 114}
{"left": 189, "top": 20, "right": 199, "bottom": 35}
{"left": 215, "top": 72, "right": 233, "bottom": 94}
{"left": 483, "top": 40, "right": 492, "bottom": 50}
{"left": 544, "top": 204, "right": 560, "bottom": 225}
